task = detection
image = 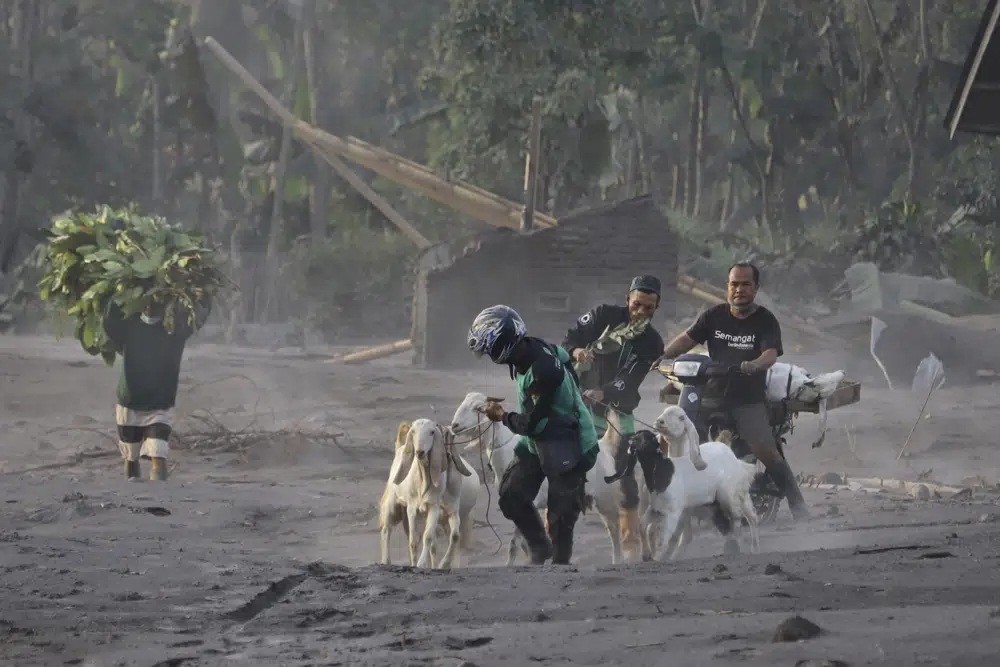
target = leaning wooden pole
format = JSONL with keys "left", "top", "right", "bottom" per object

{"left": 521, "top": 96, "right": 543, "bottom": 232}
{"left": 201, "top": 37, "right": 557, "bottom": 233}
{"left": 201, "top": 38, "right": 431, "bottom": 250}
{"left": 325, "top": 340, "right": 414, "bottom": 365}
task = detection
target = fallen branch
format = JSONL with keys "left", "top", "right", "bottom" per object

{"left": 43, "top": 425, "right": 118, "bottom": 445}
{"left": 897, "top": 373, "right": 941, "bottom": 460}
{"left": 172, "top": 407, "right": 356, "bottom": 462}
{"left": 855, "top": 544, "right": 933, "bottom": 555}
{"left": 0, "top": 449, "right": 118, "bottom": 476}
{"left": 184, "top": 373, "right": 262, "bottom": 394}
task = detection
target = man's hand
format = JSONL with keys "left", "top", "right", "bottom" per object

{"left": 583, "top": 389, "right": 604, "bottom": 404}
{"left": 649, "top": 354, "right": 668, "bottom": 371}
{"left": 739, "top": 360, "right": 761, "bottom": 375}
{"left": 481, "top": 401, "right": 505, "bottom": 422}
{"left": 572, "top": 347, "right": 594, "bottom": 364}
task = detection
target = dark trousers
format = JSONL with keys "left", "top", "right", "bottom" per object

{"left": 117, "top": 423, "right": 172, "bottom": 458}
{"left": 497, "top": 446, "right": 596, "bottom": 564}
{"left": 731, "top": 402, "right": 807, "bottom": 511}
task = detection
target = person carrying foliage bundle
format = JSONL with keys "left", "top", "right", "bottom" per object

{"left": 561, "top": 274, "right": 665, "bottom": 562}
{"left": 36, "top": 205, "right": 228, "bottom": 481}
{"left": 105, "top": 297, "right": 211, "bottom": 481}
{"left": 468, "top": 304, "right": 599, "bottom": 565}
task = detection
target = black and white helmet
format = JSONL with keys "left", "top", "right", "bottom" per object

{"left": 467, "top": 305, "right": 527, "bottom": 364}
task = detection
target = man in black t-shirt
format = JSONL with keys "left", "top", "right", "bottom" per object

{"left": 656, "top": 262, "right": 810, "bottom": 520}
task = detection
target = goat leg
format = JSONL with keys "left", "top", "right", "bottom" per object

{"left": 379, "top": 520, "right": 393, "bottom": 565}
{"left": 669, "top": 513, "right": 696, "bottom": 560}
{"left": 378, "top": 501, "right": 394, "bottom": 565}
{"left": 417, "top": 506, "right": 442, "bottom": 568}
{"left": 438, "top": 510, "right": 462, "bottom": 570}
{"left": 740, "top": 494, "right": 761, "bottom": 554}
{"left": 406, "top": 505, "right": 421, "bottom": 567}
{"left": 640, "top": 509, "right": 656, "bottom": 562}
{"left": 599, "top": 510, "right": 623, "bottom": 564}
{"left": 655, "top": 506, "right": 684, "bottom": 561}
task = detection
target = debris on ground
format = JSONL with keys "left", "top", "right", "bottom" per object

{"left": 773, "top": 615, "right": 823, "bottom": 642}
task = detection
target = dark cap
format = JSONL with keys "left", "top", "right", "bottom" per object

{"left": 629, "top": 274, "right": 661, "bottom": 296}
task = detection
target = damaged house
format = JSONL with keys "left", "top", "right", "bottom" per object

{"left": 411, "top": 194, "right": 679, "bottom": 369}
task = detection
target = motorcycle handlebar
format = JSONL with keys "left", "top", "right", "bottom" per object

{"left": 655, "top": 360, "right": 743, "bottom": 378}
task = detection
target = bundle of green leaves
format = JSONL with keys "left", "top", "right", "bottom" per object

{"left": 37, "top": 205, "right": 229, "bottom": 365}
{"left": 573, "top": 317, "right": 651, "bottom": 373}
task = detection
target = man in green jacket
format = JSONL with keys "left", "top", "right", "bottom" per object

{"left": 468, "top": 304, "right": 599, "bottom": 565}
{"left": 104, "top": 297, "right": 210, "bottom": 481}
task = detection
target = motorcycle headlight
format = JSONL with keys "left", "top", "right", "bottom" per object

{"left": 671, "top": 360, "right": 702, "bottom": 378}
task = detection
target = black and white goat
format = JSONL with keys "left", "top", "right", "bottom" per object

{"left": 606, "top": 405, "right": 760, "bottom": 561}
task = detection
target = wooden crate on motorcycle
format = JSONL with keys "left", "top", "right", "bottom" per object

{"left": 658, "top": 379, "right": 862, "bottom": 414}
{"left": 812, "top": 379, "right": 862, "bottom": 413}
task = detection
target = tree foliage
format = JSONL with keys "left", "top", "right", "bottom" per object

{"left": 3, "top": 0, "right": 1000, "bottom": 340}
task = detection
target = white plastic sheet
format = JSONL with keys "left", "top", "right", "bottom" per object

{"left": 870, "top": 316, "right": 893, "bottom": 389}
{"left": 912, "top": 352, "right": 946, "bottom": 394}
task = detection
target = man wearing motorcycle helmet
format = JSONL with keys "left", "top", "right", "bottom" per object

{"left": 654, "top": 262, "right": 810, "bottom": 520}
{"left": 469, "top": 304, "right": 600, "bottom": 565}
{"left": 561, "top": 274, "right": 665, "bottom": 562}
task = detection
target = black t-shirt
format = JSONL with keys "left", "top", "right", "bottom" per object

{"left": 686, "top": 303, "right": 783, "bottom": 404}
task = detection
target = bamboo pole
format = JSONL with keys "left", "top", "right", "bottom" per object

{"left": 675, "top": 279, "right": 724, "bottom": 305}
{"left": 201, "top": 37, "right": 557, "bottom": 233}
{"left": 847, "top": 477, "right": 965, "bottom": 497}
{"left": 200, "top": 38, "right": 431, "bottom": 250}
{"left": 521, "top": 96, "right": 543, "bottom": 232}
{"left": 325, "top": 339, "right": 414, "bottom": 364}
{"left": 318, "top": 150, "right": 432, "bottom": 249}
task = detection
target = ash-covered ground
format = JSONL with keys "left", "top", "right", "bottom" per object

{"left": 2, "top": 335, "right": 999, "bottom": 666}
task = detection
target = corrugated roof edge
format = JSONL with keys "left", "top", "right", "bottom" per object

{"left": 415, "top": 194, "right": 661, "bottom": 276}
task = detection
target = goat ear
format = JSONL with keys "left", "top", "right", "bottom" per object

{"left": 391, "top": 429, "right": 416, "bottom": 485}
{"left": 684, "top": 420, "right": 708, "bottom": 471}
{"left": 428, "top": 427, "right": 445, "bottom": 488}
{"left": 449, "top": 449, "right": 474, "bottom": 477}
{"left": 394, "top": 422, "right": 411, "bottom": 449}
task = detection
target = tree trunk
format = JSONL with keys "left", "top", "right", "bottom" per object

{"left": 0, "top": 0, "right": 37, "bottom": 273}
{"left": 303, "top": 0, "right": 329, "bottom": 242}
{"left": 261, "top": 23, "right": 305, "bottom": 322}
{"left": 151, "top": 76, "right": 163, "bottom": 213}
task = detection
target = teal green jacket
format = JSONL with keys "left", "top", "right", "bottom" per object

{"left": 501, "top": 340, "right": 599, "bottom": 458}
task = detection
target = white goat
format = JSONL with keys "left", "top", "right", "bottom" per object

{"left": 378, "top": 419, "right": 480, "bottom": 569}
{"left": 767, "top": 363, "right": 845, "bottom": 448}
{"left": 451, "top": 391, "right": 624, "bottom": 565}
{"left": 636, "top": 405, "right": 760, "bottom": 561}
{"left": 451, "top": 393, "right": 545, "bottom": 565}
{"left": 665, "top": 361, "right": 844, "bottom": 404}
{"left": 589, "top": 408, "right": 629, "bottom": 564}
{"left": 766, "top": 363, "right": 844, "bottom": 404}
{"left": 379, "top": 422, "right": 448, "bottom": 565}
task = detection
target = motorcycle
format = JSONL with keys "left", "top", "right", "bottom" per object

{"left": 655, "top": 353, "right": 796, "bottom": 524}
